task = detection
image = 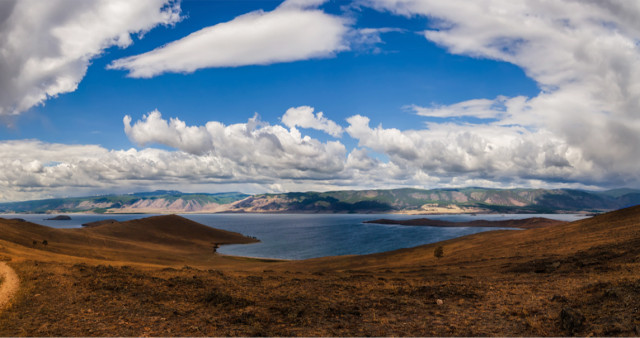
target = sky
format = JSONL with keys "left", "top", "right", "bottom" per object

{"left": 1, "top": 0, "right": 640, "bottom": 202}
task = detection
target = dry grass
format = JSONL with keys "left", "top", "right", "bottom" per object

{"left": 0, "top": 208, "right": 640, "bottom": 336}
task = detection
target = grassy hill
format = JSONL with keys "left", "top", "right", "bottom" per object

{"left": 0, "top": 215, "right": 257, "bottom": 266}
{"left": 0, "top": 207, "right": 639, "bottom": 335}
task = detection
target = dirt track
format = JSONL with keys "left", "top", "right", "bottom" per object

{"left": 0, "top": 262, "right": 19, "bottom": 311}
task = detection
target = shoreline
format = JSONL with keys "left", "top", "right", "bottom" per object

{"left": 0, "top": 210, "right": 596, "bottom": 216}
{"left": 364, "top": 216, "right": 569, "bottom": 229}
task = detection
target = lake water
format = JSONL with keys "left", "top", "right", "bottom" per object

{"left": 1, "top": 213, "right": 589, "bottom": 260}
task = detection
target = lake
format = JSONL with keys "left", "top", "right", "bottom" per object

{"left": 1, "top": 213, "right": 589, "bottom": 260}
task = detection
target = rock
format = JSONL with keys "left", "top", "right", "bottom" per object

{"left": 550, "top": 294, "right": 568, "bottom": 302}
{"left": 436, "top": 299, "right": 444, "bottom": 306}
{"left": 560, "top": 307, "right": 585, "bottom": 334}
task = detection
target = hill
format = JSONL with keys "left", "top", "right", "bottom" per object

{"left": 2, "top": 188, "right": 640, "bottom": 214}
{"left": 0, "top": 214, "right": 258, "bottom": 265}
{"left": 0, "top": 190, "right": 249, "bottom": 214}
{"left": 0, "top": 207, "right": 639, "bottom": 335}
{"left": 227, "top": 187, "right": 640, "bottom": 214}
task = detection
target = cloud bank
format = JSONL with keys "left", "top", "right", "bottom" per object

{"left": 0, "top": 103, "right": 618, "bottom": 202}
{"left": 357, "top": 0, "right": 640, "bottom": 186}
{"left": 0, "top": 0, "right": 180, "bottom": 116}
{"left": 4, "top": 0, "right": 640, "bottom": 201}
{"left": 108, "top": 0, "right": 350, "bottom": 77}
{"left": 123, "top": 109, "right": 347, "bottom": 175}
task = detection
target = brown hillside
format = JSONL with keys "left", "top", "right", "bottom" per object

{"left": 294, "top": 205, "right": 640, "bottom": 273}
{"left": 77, "top": 214, "right": 257, "bottom": 246}
{"left": 0, "top": 215, "right": 258, "bottom": 266}
{"left": 0, "top": 208, "right": 639, "bottom": 336}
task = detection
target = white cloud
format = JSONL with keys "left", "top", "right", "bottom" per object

{"left": 124, "top": 109, "right": 347, "bottom": 176}
{"left": 281, "top": 106, "right": 344, "bottom": 137}
{"left": 0, "top": 139, "right": 237, "bottom": 202}
{"left": 7, "top": 0, "right": 640, "bottom": 200}
{"left": 350, "top": 27, "right": 405, "bottom": 53}
{"left": 123, "top": 110, "right": 212, "bottom": 155}
{"left": 0, "top": 0, "right": 180, "bottom": 117}
{"left": 345, "top": 114, "right": 630, "bottom": 186}
{"left": 406, "top": 96, "right": 528, "bottom": 120}
{"left": 107, "top": 0, "right": 350, "bottom": 78}
{"left": 358, "top": 0, "right": 640, "bottom": 187}
{"left": 0, "top": 125, "right": 604, "bottom": 201}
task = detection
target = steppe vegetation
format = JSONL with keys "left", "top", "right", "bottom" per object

{"left": 0, "top": 207, "right": 639, "bottom": 336}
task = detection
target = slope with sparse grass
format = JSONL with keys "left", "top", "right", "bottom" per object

{"left": 0, "top": 262, "right": 19, "bottom": 312}
{"left": 0, "top": 207, "right": 639, "bottom": 336}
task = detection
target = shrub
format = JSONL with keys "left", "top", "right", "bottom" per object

{"left": 434, "top": 245, "right": 444, "bottom": 259}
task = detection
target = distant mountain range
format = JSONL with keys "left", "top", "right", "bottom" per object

{"left": 225, "top": 188, "right": 640, "bottom": 214}
{"left": 0, "top": 190, "right": 249, "bottom": 214}
{"left": 1, "top": 188, "right": 639, "bottom": 214}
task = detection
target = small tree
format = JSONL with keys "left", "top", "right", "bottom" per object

{"left": 212, "top": 243, "right": 220, "bottom": 254}
{"left": 42, "top": 240, "right": 48, "bottom": 247}
{"left": 434, "top": 245, "right": 444, "bottom": 259}
{"left": 32, "top": 240, "right": 38, "bottom": 246}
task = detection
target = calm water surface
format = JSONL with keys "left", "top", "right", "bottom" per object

{"left": 2, "top": 213, "right": 589, "bottom": 260}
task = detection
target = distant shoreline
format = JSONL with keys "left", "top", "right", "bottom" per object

{"left": 0, "top": 210, "right": 596, "bottom": 216}
{"left": 364, "top": 217, "right": 568, "bottom": 229}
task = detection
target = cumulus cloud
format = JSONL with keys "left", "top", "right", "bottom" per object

{"left": 123, "top": 109, "right": 347, "bottom": 176}
{"left": 2, "top": 104, "right": 617, "bottom": 202}
{"left": 8, "top": 0, "right": 640, "bottom": 200}
{"left": 0, "top": 140, "right": 236, "bottom": 201}
{"left": 123, "top": 110, "right": 212, "bottom": 155}
{"left": 0, "top": 137, "right": 392, "bottom": 202}
{"left": 354, "top": 0, "right": 640, "bottom": 187}
{"left": 107, "top": 0, "right": 350, "bottom": 78}
{"left": 344, "top": 114, "right": 622, "bottom": 186}
{"left": 0, "top": 0, "right": 180, "bottom": 116}
{"left": 281, "top": 106, "right": 344, "bottom": 137}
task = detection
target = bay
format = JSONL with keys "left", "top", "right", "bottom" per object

{"left": 1, "top": 213, "right": 589, "bottom": 260}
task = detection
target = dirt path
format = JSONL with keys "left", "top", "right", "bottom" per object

{"left": 0, "top": 262, "right": 19, "bottom": 311}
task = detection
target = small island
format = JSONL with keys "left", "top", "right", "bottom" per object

{"left": 364, "top": 217, "right": 566, "bottom": 229}
{"left": 44, "top": 215, "right": 71, "bottom": 221}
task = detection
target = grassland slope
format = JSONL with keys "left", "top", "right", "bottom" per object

{"left": 289, "top": 204, "right": 640, "bottom": 274}
{"left": 78, "top": 214, "right": 257, "bottom": 246}
{"left": 0, "top": 215, "right": 258, "bottom": 266}
{"left": 0, "top": 208, "right": 639, "bottom": 336}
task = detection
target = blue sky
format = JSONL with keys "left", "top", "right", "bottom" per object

{"left": 1, "top": 0, "right": 639, "bottom": 201}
